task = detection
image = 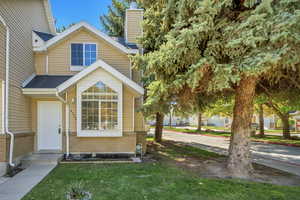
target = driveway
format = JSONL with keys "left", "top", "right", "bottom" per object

{"left": 160, "top": 130, "right": 300, "bottom": 176}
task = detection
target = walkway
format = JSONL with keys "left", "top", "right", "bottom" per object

{"left": 161, "top": 130, "right": 300, "bottom": 176}
{"left": 0, "top": 153, "right": 61, "bottom": 200}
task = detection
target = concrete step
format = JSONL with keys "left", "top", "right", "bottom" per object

{"left": 21, "top": 153, "right": 63, "bottom": 168}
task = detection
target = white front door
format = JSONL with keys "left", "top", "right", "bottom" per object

{"left": 37, "top": 101, "right": 62, "bottom": 151}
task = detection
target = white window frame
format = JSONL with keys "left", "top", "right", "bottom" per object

{"left": 81, "top": 93, "right": 118, "bottom": 131}
{"left": 76, "top": 70, "right": 123, "bottom": 137}
{"left": 70, "top": 42, "right": 98, "bottom": 71}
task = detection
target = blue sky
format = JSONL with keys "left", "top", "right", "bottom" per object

{"left": 50, "top": 0, "right": 112, "bottom": 31}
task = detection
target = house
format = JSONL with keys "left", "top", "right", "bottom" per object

{"left": 0, "top": 1, "right": 146, "bottom": 176}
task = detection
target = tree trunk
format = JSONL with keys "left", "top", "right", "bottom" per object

{"left": 228, "top": 76, "right": 257, "bottom": 179}
{"left": 258, "top": 104, "right": 264, "bottom": 138}
{"left": 281, "top": 113, "right": 291, "bottom": 139}
{"left": 169, "top": 112, "right": 172, "bottom": 128}
{"left": 155, "top": 112, "right": 164, "bottom": 142}
{"left": 197, "top": 113, "right": 202, "bottom": 132}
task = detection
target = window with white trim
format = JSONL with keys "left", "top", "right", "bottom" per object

{"left": 81, "top": 81, "right": 118, "bottom": 131}
{"left": 71, "top": 43, "right": 97, "bottom": 66}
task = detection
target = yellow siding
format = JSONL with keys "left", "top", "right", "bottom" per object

{"left": 34, "top": 53, "right": 47, "bottom": 75}
{"left": 45, "top": 29, "right": 131, "bottom": 77}
{"left": 123, "top": 87, "right": 134, "bottom": 132}
{"left": 134, "top": 98, "right": 146, "bottom": 132}
{"left": 31, "top": 84, "right": 136, "bottom": 153}
{"left": 68, "top": 133, "right": 136, "bottom": 153}
{"left": 13, "top": 133, "right": 34, "bottom": 159}
{"left": 0, "top": 135, "right": 8, "bottom": 162}
{"left": 0, "top": 0, "right": 51, "bottom": 133}
{"left": 126, "top": 9, "right": 143, "bottom": 44}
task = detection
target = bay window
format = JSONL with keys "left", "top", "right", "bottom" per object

{"left": 81, "top": 81, "right": 119, "bottom": 132}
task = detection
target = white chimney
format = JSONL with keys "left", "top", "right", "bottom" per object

{"left": 125, "top": 2, "right": 143, "bottom": 44}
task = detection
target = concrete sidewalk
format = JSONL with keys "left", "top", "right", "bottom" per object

{"left": 0, "top": 163, "right": 56, "bottom": 200}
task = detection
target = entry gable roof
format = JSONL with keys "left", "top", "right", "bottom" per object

{"left": 56, "top": 59, "right": 144, "bottom": 95}
{"left": 33, "top": 22, "right": 138, "bottom": 54}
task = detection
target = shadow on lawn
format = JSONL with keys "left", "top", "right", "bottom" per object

{"left": 147, "top": 140, "right": 300, "bottom": 186}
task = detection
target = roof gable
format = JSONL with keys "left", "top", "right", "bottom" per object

{"left": 33, "top": 22, "right": 138, "bottom": 54}
{"left": 57, "top": 59, "right": 144, "bottom": 95}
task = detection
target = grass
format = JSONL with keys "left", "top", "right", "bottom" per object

{"left": 165, "top": 127, "right": 231, "bottom": 137}
{"left": 153, "top": 140, "right": 221, "bottom": 159}
{"left": 164, "top": 127, "right": 300, "bottom": 146}
{"left": 23, "top": 141, "right": 300, "bottom": 200}
{"left": 22, "top": 163, "right": 300, "bottom": 200}
{"left": 252, "top": 135, "right": 300, "bottom": 146}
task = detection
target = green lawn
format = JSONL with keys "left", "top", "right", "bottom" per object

{"left": 165, "top": 127, "right": 231, "bottom": 137}
{"left": 23, "top": 163, "right": 300, "bottom": 200}
{"left": 164, "top": 127, "right": 300, "bottom": 146}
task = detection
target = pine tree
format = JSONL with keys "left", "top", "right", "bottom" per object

{"left": 133, "top": 0, "right": 300, "bottom": 178}
{"left": 100, "top": 0, "right": 131, "bottom": 37}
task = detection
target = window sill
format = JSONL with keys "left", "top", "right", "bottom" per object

{"left": 70, "top": 66, "right": 85, "bottom": 71}
{"left": 77, "top": 130, "right": 122, "bottom": 137}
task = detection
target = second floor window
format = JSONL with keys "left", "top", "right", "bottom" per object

{"left": 71, "top": 43, "right": 97, "bottom": 66}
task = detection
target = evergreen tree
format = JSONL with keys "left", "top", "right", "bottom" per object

{"left": 100, "top": 0, "right": 130, "bottom": 37}
{"left": 133, "top": 0, "right": 300, "bottom": 178}
{"left": 56, "top": 23, "right": 75, "bottom": 33}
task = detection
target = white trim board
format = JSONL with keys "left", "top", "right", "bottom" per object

{"left": 22, "top": 74, "right": 36, "bottom": 88}
{"left": 43, "top": 0, "right": 57, "bottom": 34}
{"left": 69, "top": 42, "right": 98, "bottom": 71}
{"left": 76, "top": 69, "right": 123, "bottom": 137}
{"left": 22, "top": 88, "right": 57, "bottom": 95}
{"left": 57, "top": 59, "right": 144, "bottom": 95}
{"left": 33, "top": 22, "right": 138, "bottom": 54}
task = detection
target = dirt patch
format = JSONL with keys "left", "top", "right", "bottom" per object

{"left": 147, "top": 140, "right": 300, "bottom": 186}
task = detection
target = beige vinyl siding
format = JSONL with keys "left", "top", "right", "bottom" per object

{"left": 45, "top": 29, "right": 131, "bottom": 77}
{"left": 68, "top": 133, "right": 136, "bottom": 153}
{"left": 134, "top": 98, "right": 145, "bottom": 132}
{"left": 123, "top": 87, "right": 134, "bottom": 132}
{"left": 0, "top": 135, "right": 8, "bottom": 162}
{"left": 34, "top": 53, "right": 47, "bottom": 75}
{"left": 31, "top": 84, "right": 136, "bottom": 153}
{"left": 0, "top": 0, "right": 51, "bottom": 133}
{"left": 126, "top": 10, "right": 143, "bottom": 44}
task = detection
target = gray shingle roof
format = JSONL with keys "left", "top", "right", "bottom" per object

{"left": 111, "top": 37, "right": 139, "bottom": 50}
{"left": 23, "top": 75, "right": 73, "bottom": 89}
{"left": 33, "top": 30, "right": 55, "bottom": 42}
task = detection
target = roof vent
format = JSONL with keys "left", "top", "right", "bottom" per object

{"left": 130, "top": 2, "right": 138, "bottom": 9}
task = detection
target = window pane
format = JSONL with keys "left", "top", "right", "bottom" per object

{"left": 81, "top": 81, "right": 118, "bottom": 131}
{"left": 84, "top": 44, "right": 97, "bottom": 66}
{"left": 71, "top": 44, "right": 83, "bottom": 66}
{"left": 100, "top": 102, "right": 118, "bottom": 130}
{"left": 81, "top": 101, "right": 99, "bottom": 130}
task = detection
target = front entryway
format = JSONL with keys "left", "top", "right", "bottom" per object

{"left": 37, "top": 101, "right": 62, "bottom": 151}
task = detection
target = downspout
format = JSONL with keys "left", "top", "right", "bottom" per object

{"left": 55, "top": 91, "right": 70, "bottom": 157}
{"left": 1, "top": 16, "right": 15, "bottom": 167}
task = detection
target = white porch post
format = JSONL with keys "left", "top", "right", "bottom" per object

{"left": 66, "top": 103, "right": 70, "bottom": 157}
